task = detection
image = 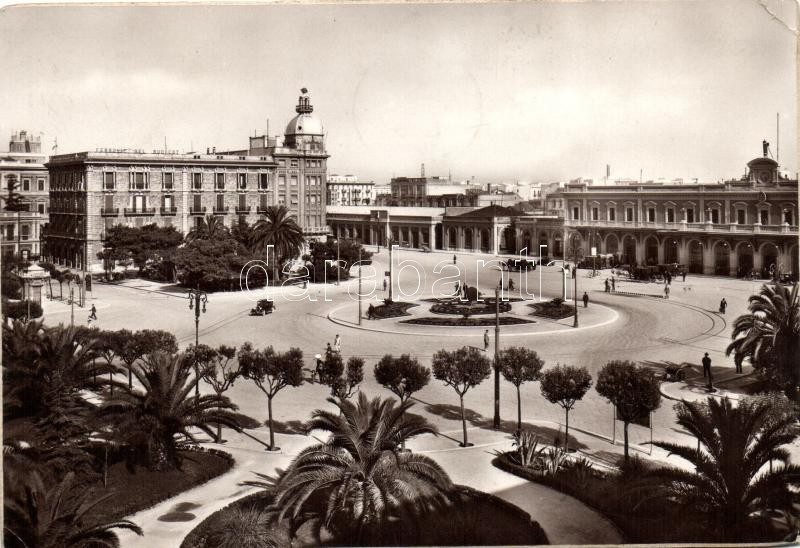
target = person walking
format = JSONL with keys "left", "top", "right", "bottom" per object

{"left": 383, "top": 278, "right": 388, "bottom": 292}
{"left": 664, "top": 285, "right": 670, "bottom": 299}
{"left": 367, "top": 303, "right": 375, "bottom": 320}
{"left": 682, "top": 270, "right": 687, "bottom": 282}
{"left": 582, "top": 291, "right": 589, "bottom": 308}
{"left": 88, "top": 304, "right": 98, "bottom": 322}
{"left": 611, "top": 276, "right": 616, "bottom": 292}
{"left": 313, "top": 354, "right": 323, "bottom": 383}
{"left": 719, "top": 298, "right": 727, "bottom": 314}
{"left": 483, "top": 329, "right": 490, "bottom": 352}
{"left": 604, "top": 278, "right": 610, "bottom": 293}
{"left": 508, "top": 278, "right": 515, "bottom": 291}
{"left": 333, "top": 334, "right": 341, "bottom": 354}
{"left": 453, "top": 254, "right": 457, "bottom": 265}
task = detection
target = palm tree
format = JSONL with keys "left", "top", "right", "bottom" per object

{"left": 206, "top": 506, "right": 290, "bottom": 548}
{"left": 726, "top": 283, "right": 800, "bottom": 400}
{"left": 185, "top": 214, "right": 229, "bottom": 242}
{"left": 251, "top": 394, "right": 453, "bottom": 544}
{"left": 4, "top": 470, "right": 143, "bottom": 548}
{"left": 3, "top": 322, "right": 101, "bottom": 418}
{"left": 646, "top": 396, "right": 800, "bottom": 541}
{"left": 251, "top": 205, "right": 305, "bottom": 282}
{"left": 4, "top": 173, "right": 26, "bottom": 260}
{"left": 101, "top": 352, "right": 240, "bottom": 470}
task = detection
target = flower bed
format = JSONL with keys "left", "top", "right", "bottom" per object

{"left": 181, "top": 485, "right": 549, "bottom": 547}
{"left": 403, "top": 316, "right": 533, "bottom": 327}
{"left": 371, "top": 301, "right": 418, "bottom": 319}
{"left": 529, "top": 298, "right": 575, "bottom": 320}
{"left": 430, "top": 299, "right": 513, "bottom": 315}
{"left": 87, "top": 447, "right": 234, "bottom": 523}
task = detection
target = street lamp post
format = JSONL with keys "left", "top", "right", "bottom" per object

{"left": 493, "top": 287, "right": 501, "bottom": 429}
{"left": 573, "top": 266, "right": 579, "bottom": 328}
{"left": 358, "top": 249, "right": 363, "bottom": 325}
{"left": 188, "top": 285, "right": 208, "bottom": 398}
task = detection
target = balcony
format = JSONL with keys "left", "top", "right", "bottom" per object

{"left": 212, "top": 206, "right": 230, "bottom": 215}
{"left": 189, "top": 206, "right": 207, "bottom": 216}
{"left": 123, "top": 207, "right": 156, "bottom": 217}
{"left": 160, "top": 206, "right": 178, "bottom": 216}
{"left": 100, "top": 207, "right": 119, "bottom": 217}
{"left": 235, "top": 206, "right": 251, "bottom": 215}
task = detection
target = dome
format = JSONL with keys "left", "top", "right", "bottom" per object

{"left": 285, "top": 113, "right": 323, "bottom": 136}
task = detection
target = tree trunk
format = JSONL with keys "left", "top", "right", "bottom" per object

{"left": 128, "top": 366, "right": 132, "bottom": 389}
{"left": 267, "top": 395, "right": 275, "bottom": 450}
{"left": 459, "top": 394, "right": 468, "bottom": 447}
{"left": 216, "top": 402, "right": 223, "bottom": 443}
{"left": 516, "top": 384, "right": 522, "bottom": 435}
{"left": 565, "top": 408, "right": 570, "bottom": 451}
{"left": 623, "top": 421, "right": 630, "bottom": 463}
{"left": 109, "top": 370, "right": 114, "bottom": 397}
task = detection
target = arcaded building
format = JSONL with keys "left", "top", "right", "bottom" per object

{"left": 45, "top": 90, "right": 329, "bottom": 272}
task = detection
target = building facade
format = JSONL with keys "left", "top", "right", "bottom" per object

{"left": 327, "top": 145, "right": 799, "bottom": 279}
{"left": 45, "top": 90, "right": 329, "bottom": 272}
{"left": 326, "top": 175, "right": 375, "bottom": 206}
{"left": 0, "top": 131, "right": 49, "bottom": 258}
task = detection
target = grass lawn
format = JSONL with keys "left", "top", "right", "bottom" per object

{"left": 182, "top": 485, "right": 549, "bottom": 547}
{"left": 529, "top": 300, "right": 575, "bottom": 320}
{"left": 404, "top": 316, "right": 533, "bottom": 326}
{"left": 370, "top": 301, "right": 418, "bottom": 319}
{"left": 88, "top": 448, "right": 233, "bottom": 523}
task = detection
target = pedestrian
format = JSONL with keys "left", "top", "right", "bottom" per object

{"left": 719, "top": 298, "right": 727, "bottom": 314}
{"left": 664, "top": 285, "right": 670, "bottom": 299}
{"left": 582, "top": 291, "right": 589, "bottom": 308}
{"left": 333, "top": 334, "right": 341, "bottom": 353}
{"left": 303, "top": 279, "right": 308, "bottom": 289}
{"left": 666, "top": 272, "right": 672, "bottom": 285}
{"left": 682, "top": 270, "right": 687, "bottom": 282}
{"left": 88, "top": 304, "right": 97, "bottom": 323}
{"left": 383, "top": 278, "right": 387, "bottom": 292}
{"left": 604, "top": 278, "right": 610, "bottom": 293}
{"left": 735, "top": 356, "right": 743, "bottom": 374}
{"left": 611, "top": 277, "right": 616, "bottom": 292}
{"left": 313, "top": 354, "right": 323, "bottom": 383}
{"left": 702, "top": 352, "right": 711, "bottom": 378}
{"left": 508, "top": 278, "right": 515, "bottom": 291}
{"left": 367, "top": 303, "right": 375, "bottom": 320}
{"left": 453, "top": 254, "right": 457, "bottom": 265}
{"left": 483, "top": 329, "right": 490, "bottom": 351}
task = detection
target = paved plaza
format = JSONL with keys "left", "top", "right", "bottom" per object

{"left": 40, "top": 248, "right": 784, "bottom": 546}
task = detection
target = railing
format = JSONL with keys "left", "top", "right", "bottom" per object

{"left": 212, "top": 206, "right": 230, "bottom": 215}
{"left": 189, "top": 206, "right": 207, "bottom": 215}
{"left": 123, "top": 207, "right": 156, "bottom": 217}
{"left": 256, "top": 206, "right": 269, "bottom": 214}
{"left": 160, "top": 206, "right": 178, "bottom": 216}
{"left": 100, "top": 208, "right": 119, "bottom": 217}
{"left": 235, "top": 206, "right": 251, "bottom": 214}
{"left": 566, "top": 218, "right": 799, "bottom": 235}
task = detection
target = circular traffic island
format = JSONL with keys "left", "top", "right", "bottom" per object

{"left": 403, "top": 316, "right": 534, "bottom": 327}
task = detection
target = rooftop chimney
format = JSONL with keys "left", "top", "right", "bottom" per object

{"left": 763, "top": 140, "right": 769, "bottom": 158}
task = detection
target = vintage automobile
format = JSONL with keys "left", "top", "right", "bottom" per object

{"left": 502, "top": 258, "right": 537, "bottom": 271}
{"left": 250, "top": 299, "right": 275, "bottom": 316}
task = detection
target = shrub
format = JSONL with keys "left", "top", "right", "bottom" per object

{"left": 2, "top": 299, "right": 43, "bottom": 321}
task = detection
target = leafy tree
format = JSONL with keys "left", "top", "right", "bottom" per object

{"left": 539, "top": 364, "right": 592, "bottom": 450}
{"left": 251, "top": 205, "right": 305, "bottom": 281}
{"left": 230, "top": 217, "right": 254, "bottom": 249}
{"left": 101, "top": 352, "right": 240, "bottom": 469}
{"left": 303, "top": 238, "right": 373, "bottom": 283}
{"left": 432, "top": 346, "right": 492, "bottom": 447}
{"left": 374, "top": 354, "right": 431, "bottom": 403}
{"left": 174, "top": 237, "right": 265, "bottom": 292}
{"left": 137, "top": 329, "right": 179, "bottom": 356}
{"left": 101, "top": 223, "right": 183, "bottom": 272}
{"left": 726, "top": 283, "right": 800, "bottom": 401}
{"left": 96, "top": 330, "right": 125, "bottom": 397}
{"left": 2, "top": 299, "right": 43, "bottom": 322}
{"left": 4, "top": 470, "right": 143, "bottom": 548}
{"left": 499, "top": 347, "right": 544, "bottom": 434}
{"left": 374, "top": 354, "right": 431, "bottom": 450}
{"left": 329, "top": 356, "right": 364, "bottom": 400}
{"left": 596, "top": 360, "right": 661, "bottom": 463}
{"left": 249, "top": 394, "right": 451, "bottom": 544}
{"left": 2, "top": 270, "right": 22, "bottom": 299}
{"left": 238, "top": 343, "right": 304, "bottom": 450}
{"left": 196, "top": 344, "right": 241, "bottom": 442}
{"left": 646, "top": 396, "right": 800, "bottom": 541}
{"left": 186, "top": 214, "right": 230, "bottom": 242}
{"left": 114, "top": 329, "right": 145, "bottom": 389}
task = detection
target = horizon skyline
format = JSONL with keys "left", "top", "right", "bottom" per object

{"left": 0, "top": 1, "right": 796, "bottom": 184}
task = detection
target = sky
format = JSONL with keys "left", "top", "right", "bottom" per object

{"left": 0, "top": 0, "right": 796, "bottom": 183}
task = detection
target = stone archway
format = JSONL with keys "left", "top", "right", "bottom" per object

{"left": 664, "top": 238, "right": 679, "bottom": 264}
{"left": 605, "top": 234, "right": 619, "bottom": 258}
{"left": 644, "top": 236, "right": 659, "bottom": 265}
{"left": 464, "top": 228, "right": 474, "bottom": 250}
{"left": 448, "top": 228, "right": 457, "bottom": 249}
{"left": 553, "top": 233, "right": 563, "bottom": 257}
{"left": 760, "top": 242, "right": 779, "bottom": 279}
{"left": 521, "top": 230, "right": 532, "bottom": 255}
{"left": 480, "top": 228, "right": 491, "bottom": 253}
{"left": 735, "top": 241, "right": 754, "bottom": 277}
{"left": 688, "top": 240, "right": 704, "bottom": 274}
{"left": 538, "top": 232, "right": 549, "bottom": 258}
{"left": 713, "top": 241, "right": 731, "bottom": 276}
{"left": 790, "top": 244, "right": 798, "bottom": 280}
{"left": 622, "top": 235, "right": 637, "bottom": 265}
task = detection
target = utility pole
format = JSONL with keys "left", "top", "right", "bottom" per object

{"left": 69, "top": 285, "right": 75, "bottom": 327}
{"left": 388, "top": 237, "right": 394, "bottom": 302}
{"left": 358, "top": 249, "right": 362, "bottom": 325}
{"left": 573, "top": 267, "right": 579, "bottom": 328}
{"left": 493, "top": 287, "right": 501, "bottom": 429}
